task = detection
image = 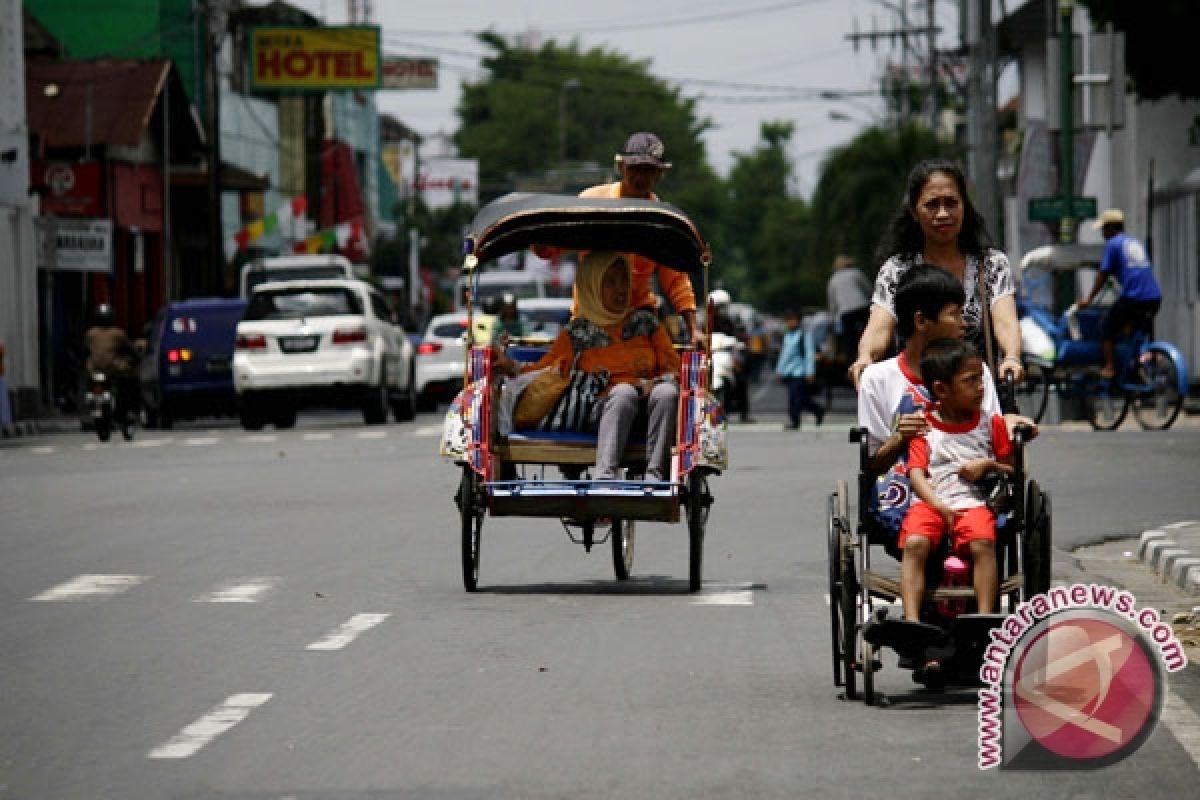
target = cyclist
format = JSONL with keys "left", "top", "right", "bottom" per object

{"left": 1078, "top": 208, "right": 1162, "bottom": 379}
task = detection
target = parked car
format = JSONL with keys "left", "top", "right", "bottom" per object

{"left": 415, "top": 312, "right": 499, "bottom": 410}
{"left": 238, "top": 254, "right": 359, "bottom": 299}
{"left": 139, "top": 297, "right": 247, "bottom": 429}
{"left": 233, "top": 279, "right": 416, "bottom": 428}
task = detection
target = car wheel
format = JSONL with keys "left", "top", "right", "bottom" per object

{"left": 273, "top": 404, "right": 297, "bottom": 429}
{"left": 363, "top": 364, "right": 389, "bottom": 425}
{"left": 238, "top": 393, "right": 264, "bottom": 431}
{"left": 392, "top": 365, "right": 417, "bottom": 422}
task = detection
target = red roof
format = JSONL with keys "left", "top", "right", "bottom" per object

{"left": 26, "top": 59, "right": 171, "bottom": 149}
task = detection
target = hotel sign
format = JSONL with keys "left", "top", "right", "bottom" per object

{"left": 249, "top": 26, "right": 381, "bottom": 91}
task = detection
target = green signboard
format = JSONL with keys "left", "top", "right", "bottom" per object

{"left": 1029, "top": 196, "right": 1098, "bottom": 222}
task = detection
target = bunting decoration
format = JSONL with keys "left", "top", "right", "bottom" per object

{"left": 292, "top": 219, "right": 368, "bottom": 256}
{"left": 224, "top": 196, "right": 309, "bottom": 261}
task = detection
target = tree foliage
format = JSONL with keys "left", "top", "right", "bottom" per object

{"left": 808, "top": 123, "right": 955, "bottom": 283}
{"left": 1077, "top": 0, "right": 1200, "bottom": 100}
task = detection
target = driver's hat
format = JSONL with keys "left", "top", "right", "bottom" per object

{"left": 616, "top": 132, "right": 672, "bottom": 169}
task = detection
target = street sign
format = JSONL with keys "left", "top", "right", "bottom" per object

{"left": 1028, "top": 196, "right": 1097, "bottom": 222}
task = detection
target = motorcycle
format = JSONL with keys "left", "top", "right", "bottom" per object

{"left": 85, "top": 371, "right": 134, "bottom": 441}
{"left": 709, "top": 331, "right": 745, "bottom": 415}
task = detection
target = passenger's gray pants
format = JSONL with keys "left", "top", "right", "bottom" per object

{"left": 595, "top": 381, "right": 678, "bottom": 480}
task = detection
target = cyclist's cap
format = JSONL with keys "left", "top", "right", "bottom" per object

{"left": 1093, "top": 208, "right": 1124, "bottom": 229}
{"left": 616, "top": 132, "right": 671, "bottom": 169}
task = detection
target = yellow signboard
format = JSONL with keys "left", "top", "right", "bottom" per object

{"left": 249, "top": 26, "right": 381, "bottom": 91}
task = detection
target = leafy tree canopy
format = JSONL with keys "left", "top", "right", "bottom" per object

{"left": 1077, "top": 0, "right": 1200, "bottom": 100}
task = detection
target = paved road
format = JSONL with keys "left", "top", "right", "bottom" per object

{"left": 2, "top": 404, "right": 1199, "bottom": 799}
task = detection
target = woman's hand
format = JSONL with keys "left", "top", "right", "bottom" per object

{"left": 893, "top": 411, "right": 930, "bottom": 442}
{"left": 999, "top": 354, "right": 1024, "bottom": 383}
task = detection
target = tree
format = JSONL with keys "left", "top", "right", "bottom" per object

{"left": 808, "top": 123, "right": 955, "bottom": 282}
{"left": 454, "top": 33, "right": 724, "bottom": 244}
{"left": 720, "top": 122, "right": 816, "bottom": 312}
{"left": 1077, "top": 0, "right": 1200, "bottom": 100}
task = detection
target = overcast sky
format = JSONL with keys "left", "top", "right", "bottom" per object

{"left": 265, "top": 0, "right": 968, "bottom": 196}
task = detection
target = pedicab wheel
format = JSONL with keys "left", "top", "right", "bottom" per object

{"left": 1014, "top": 360, "right": 1050, "bottom": 423}
{"left": 1087, "top": 383, "right": 1130, "bottom": 431}
{"left": 457, "top": 467, "right": 484, "bottom": 592}
{"left": 1131, "top": 350, "right": 1184, "bottom": 431}
{"left": 1021, "top": 481, "right": 1052, "bottom": 600}
{"left": 612, "top": 518, "right": 635, "bottom": 580}
{"left": 861, "top": 634, "right": 877, "bottom": 706}
{"left": 686, "top": 471, "right": 711, "bottom": 593}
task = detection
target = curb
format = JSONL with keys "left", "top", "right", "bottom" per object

{"left": 1139, "top": 524, "right": 1200, "bottom": 595}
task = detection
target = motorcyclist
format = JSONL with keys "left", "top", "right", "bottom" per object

{"left": 83, "top": 303, "right": 139, "bottom": 429}
{"left": 709, "top": 289, "right": 755, "bottom": 423}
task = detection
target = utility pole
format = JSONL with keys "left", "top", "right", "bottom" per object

{"left": 1058, "top": 0, "right": 1076, "bottom": 244}
{"left": 846, "top": 2, "right": 940, "bottom": 125}
{"left": 203, "top": 0, "right": 223, "bottom": 294}
{"left": 964, "top": 0, "right": 998, "bottom": 237}
{"left": 926, "top": 0, "right": 938, "bottom": 129}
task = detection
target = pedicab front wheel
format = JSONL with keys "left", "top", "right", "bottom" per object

{"left": 458, "top": 467, "right": 484, "bottom": 592}
{"left": 612, "top": 518, "right": 636, "bottom": 580}
{"left": 686, "top": 471, "right": 712, "bottom": 592}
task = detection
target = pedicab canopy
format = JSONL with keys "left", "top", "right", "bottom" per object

{"left": 463, "top": 193, "right": 711, "bottom": 274}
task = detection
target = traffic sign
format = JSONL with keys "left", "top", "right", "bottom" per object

{"left": 1029, "top": 196, "right": 1098, "bottom": 222}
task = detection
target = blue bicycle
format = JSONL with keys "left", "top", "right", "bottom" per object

{"left": 1014, "top": 245, "right": 1188, "bottom": 431}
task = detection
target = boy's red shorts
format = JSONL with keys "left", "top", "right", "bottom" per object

{"left": 899, "top": 503, "right": 995, "bottom": 552}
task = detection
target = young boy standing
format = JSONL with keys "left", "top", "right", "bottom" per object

{"left": 901, "top": 337, "right": 1013, "bottom": 627}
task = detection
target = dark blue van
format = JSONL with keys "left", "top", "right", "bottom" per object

{"left": 140, "top": 298, "right": 247, "bottom": 428}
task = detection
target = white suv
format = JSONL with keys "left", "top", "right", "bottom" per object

{"left": 233, "top": 279, "right": 416, "bottom": 428}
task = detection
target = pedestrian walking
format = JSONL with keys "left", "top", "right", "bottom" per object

{"left": 776, "top": 310, "right": 824, "bottom": 429}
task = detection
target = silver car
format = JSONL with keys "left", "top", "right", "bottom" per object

{"left": 233, "top": 279, "right": 416, "bottom": 428}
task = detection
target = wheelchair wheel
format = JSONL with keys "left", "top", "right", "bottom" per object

{"left": 612, "top": 518, "right": 635, "bottom": 580}
{"left": 827, "top": 484, "right": 849, "bottom": 687}
{"left": 686, "top": 471, "right": 711, "bottom": 592}
{"left": 834, "top": 482, "right": 859, "bottom": 699}
{"left": 1087, "top": 382, "right": 1130, "bottom": 431}
{"left": 1021, "top": 481, "right": 1053, "bottom": 600}
{"left": 1131, "top": 350, "right": 1185, "bottom": 431}
{"left": 457, "top": 467, "right": 484, "bottom": 592}
{"left": 1014, "top": 361, "right": 1050, "bottom": 423}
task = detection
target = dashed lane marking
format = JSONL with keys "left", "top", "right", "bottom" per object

{"left": 193, "top": 577, "right": 280, "bottom": 603}
{"left": 355, "top": 430, "right": 388, "bottom": 439}
{"left": 131, "top": 438, "right": 170, "bottom": 448}
{"left": 412, "top": 424, "right": 442, "bottom": 437}
{"left": 302, "top": 432, "right": 334, "bottom": 441}
{"left": 182, "top": 436, "right": 220, "bottom": 446}
{"left": 29, "top": 574, "right": 148, "bottom": 602}
{"left": 691, "top": 582, "right": 756, "bottom": 606}
{"left": 305, "top": 612, "right": 390, "bottom": 650}
{"left": 28, "top": 446, "right": 55, "bottom": 455}
{"left": 239, "top": 434, "right": 277, "bottom": 444}
{"left": 147, "top": 693, "right": 272, "bottom": 759}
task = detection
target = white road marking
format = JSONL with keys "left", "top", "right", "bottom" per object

{"left": 147, "top": 693, "right": 272, "bottom": 759}
{"left": 132, "top": 438, "right": 169, "bottom": 448}
{"left": 194, "top": 577, "right": 280, "bottom": 603}
{"left": 1161, "top": 688, "right": 1200, "bottom": 769}
{"left": 239, "top": 434, "right": 277, "bottom": 444}
{"left": 29, "top": 446, "right": 55, "bottom": 455}
{"left": 305, "top": 612, "right": 390, "bottom": 650}
{"left": 183, "top": 436, "right": 220, "bottom": 446}
{"left": 302, "top": 432, "right": 333, "bottom": 441}
{"left": 691, "top": 582, "right": 755, "bottom": 606}
{"left": 1164, "top": 520, "right": 1199, "bottom": 529}
{"left": 412, "top": 424, "right": 442, "bottom": 437}
{"left": 355, "top": 430, "right": 388, "bottom": 439}
{"left": 30, "top": 574, "right": 148, "bottom": 602}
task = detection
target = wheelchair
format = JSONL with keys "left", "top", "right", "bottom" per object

{"left": 827, "top": 423, "right": 1052, "bottom": 705}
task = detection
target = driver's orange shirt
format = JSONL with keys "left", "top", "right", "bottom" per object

{"left": 534, "top": 182, "right": 698, "bottom": 315}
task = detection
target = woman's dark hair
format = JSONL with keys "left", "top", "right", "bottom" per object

{"left": 874, "top": 159, "right": 993, "bottom": 265}
{"left": 894, "top": 263, "right": 965, "bottom": 338}
{"left": 920, "top": 337, "right": 980, "bottom": 389}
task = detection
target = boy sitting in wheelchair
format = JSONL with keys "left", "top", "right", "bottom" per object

{"left": 900, "top": 338, "right": 1012, "bottom": 640}
{"left": 857, "top": 265, "right": 1034, "bottom": 685}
